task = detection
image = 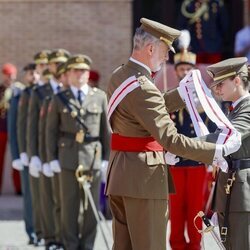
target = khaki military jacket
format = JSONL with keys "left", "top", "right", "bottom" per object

{"left": 17, "top": 86, "right": 33, "bottom": 154}
{"left": 38, "top": 96, "right": 52, "bottom": 163}
{"left": 46, "top": 86, "right": 110, "bottom": 171}
{"left": 207, "top": 96, "right": 250, "bottom": 212}
{"left": 27, "top": 83, "right": 53, "bottom": 158}
{"left": 105, "top": 60, "right": 216, "bottom": 199}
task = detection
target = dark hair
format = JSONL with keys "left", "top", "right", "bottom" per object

{"left": 230, "top": 65, "right": 250, "bottom": 90}
{"left": 23, "top": 63, "right": 36, "bottom": 72}
{"left": 238, "top": 65, "right": 250, "bottom": 89}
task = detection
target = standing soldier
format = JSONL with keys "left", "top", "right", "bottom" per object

{"left": 105, "top": 18, "right": 240, "bottom": 250}
{"left": 33, "top": 49, "right": 70, "bottom": 249}
{"left": 169, "top": 30, "right": 216, "bottom": 250}
{"left": 34, "top": 50, "right": 51, "bottom": 86}
{"left": 26, "top": 49, "right": 51, "bottom": 245}
{"left": 207, "top": 57, "right": 250, "bottom": 250}
{"left": 16, "top": 63, "right": 39, "bottom": 244}
{"left": 46, "top": 54, "right": 110, "bottom": 250}
{"left": 39, "top": 52, "right": 70, "bottom": 250}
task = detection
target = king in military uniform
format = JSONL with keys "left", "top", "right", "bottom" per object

{"left": 105, "top": 18, "right": 240, "bottom": 250}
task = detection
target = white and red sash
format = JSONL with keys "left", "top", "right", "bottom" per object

{"left": 178, "top": 70, "right": 237, "bottom": 172}
{"left": 107, "top": 75, "right": 140, "bottom": 121}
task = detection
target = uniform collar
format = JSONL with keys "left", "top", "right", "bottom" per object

{"left": 129, "top": 57, "right": 151, "bottom": 75}
{"left": 232, "top": 93, "right": 250, "bottom": 109}
{"left": 70, "top": 84, "right": 89, "bottom": 99}
{"left": 49, "top": 77, "right": 61, "bottom": 94}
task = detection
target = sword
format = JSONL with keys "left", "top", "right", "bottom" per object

{"left": 76, "top": 165, "right": 111, "bottom": 250}
{"left": 194, "top": 211, "right": 225, "bottom": 250}
{"left": 204, "top": 180, "right": 215, "bottom": 215}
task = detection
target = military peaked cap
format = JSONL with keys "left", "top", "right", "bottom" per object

{"left": 66, "top": 54, "right": 92, "bottom": 70}
{"left": 34, "top": 50, "right": 51, "bottom": 64}
{"left": 207, "top": 57, "right": 248, "bottom": 88}
{"left": 48, "top": 49, "right": 71, "bottom": 63}
{"left": 140, "top": 18, "right": 181, "bottom": 53}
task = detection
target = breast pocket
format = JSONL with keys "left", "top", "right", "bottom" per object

{"left": 85, "top": 104, "right": 102, "bottom": 124}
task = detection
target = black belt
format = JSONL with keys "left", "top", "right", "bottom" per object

{"left": 220, "top": 157, "right": 250, "bottom": 242}
{"left": 230, "top": 158, "right": 250, "bottom": 171}
{"left": 60, "top": 132, "right": 100, "bottom": 143}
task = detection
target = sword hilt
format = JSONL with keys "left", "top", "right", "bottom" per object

{"left": 194, "top": 211, "right": 214, "bottom": 233}
{"left": 75, "top": 164, "right": 93, "bottom": 184}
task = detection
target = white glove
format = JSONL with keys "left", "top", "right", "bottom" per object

{"left": 101, "top": 160, "right": 109, "bottom": 183}
{"left": 216, "top": 159, "right": 229, "bottom": 173}
{"left": 42, "top": 163, "right": 54, "bottom": 177}
{"left": 164, "top": 152, "right": 180, "bottom": 165}
{"left": 223, "top": 130, "right": 241, "bottom": 156}
{"left": 29, "top": 156, "right": 42, "bottom": 178}
{"left": 12, "top": 159, "right": 24, "bottom": 171}
{"left": 20, "top": 152, "right": 29, "bottom": 166}
{"left": 50, "top": 160, "right": 61, "bottom": 173}
{"left": 213, "top": 131, "right": 241, "bottom": 173}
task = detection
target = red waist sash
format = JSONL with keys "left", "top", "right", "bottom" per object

{"left": 111, "top": 133, "right": 164, "bottom": 152}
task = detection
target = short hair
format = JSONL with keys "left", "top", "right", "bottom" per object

{"left": 133, "top": 27, "right": 159, "bottom": 50}
{"left": 238, "top": 66, "right": 250, "bottom": 89}
{"left": 23, "top": 63, "right": 36, "bottom": 72}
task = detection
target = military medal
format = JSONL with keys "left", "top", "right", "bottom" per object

{"left": 75, "top": 130, "right": 85, "bottom": 143}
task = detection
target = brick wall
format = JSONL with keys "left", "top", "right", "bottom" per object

{"left": 0, "top": 0, "right": 133, "bottom": 89}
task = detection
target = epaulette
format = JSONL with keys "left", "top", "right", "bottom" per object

{"left": 137, "top": 75, "right": 149, "bottom": 85}
{"left": 112, "top": 65, "right": 123, "bottom": 74}
{"left": 90, "top": 87, "right": 106, "bottom": 98}
{"left": 14, "top": 81, "right": 25, "bottom": 91}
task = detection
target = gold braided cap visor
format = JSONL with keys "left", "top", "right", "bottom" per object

{"left": 49, "top": 57, "right": 68, "bottom": 63}
{"left": 67, "top": 63, "right": 90, "bottom": 70}
{"left": 35, "top": 58, "right": 48, "bottom": 64}
{"left": 214, "top": 72, "right": 237, "bottom": 81}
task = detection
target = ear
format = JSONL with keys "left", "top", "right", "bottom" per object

{"left": 146, "top": 43, "right": 154, "bottom": 56}
{"left": 234, "top": 75, "right": 241, "bottom": 86}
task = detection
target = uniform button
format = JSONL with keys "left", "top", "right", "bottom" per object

{"left": 191, "top": 130, "right": 195, "bottom": 134}
{"left": 61, "top": 143, "right": 65, "bottom": 147}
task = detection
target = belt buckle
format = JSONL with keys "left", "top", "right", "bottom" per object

{"left": 221, "top": 227, "right": 228, "bottom": 236}
{"left": 224, "top": 175, "right": 236, "bottom": 194}
{"left": 76, "top": 130, "right": 85, "bottom": 143}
